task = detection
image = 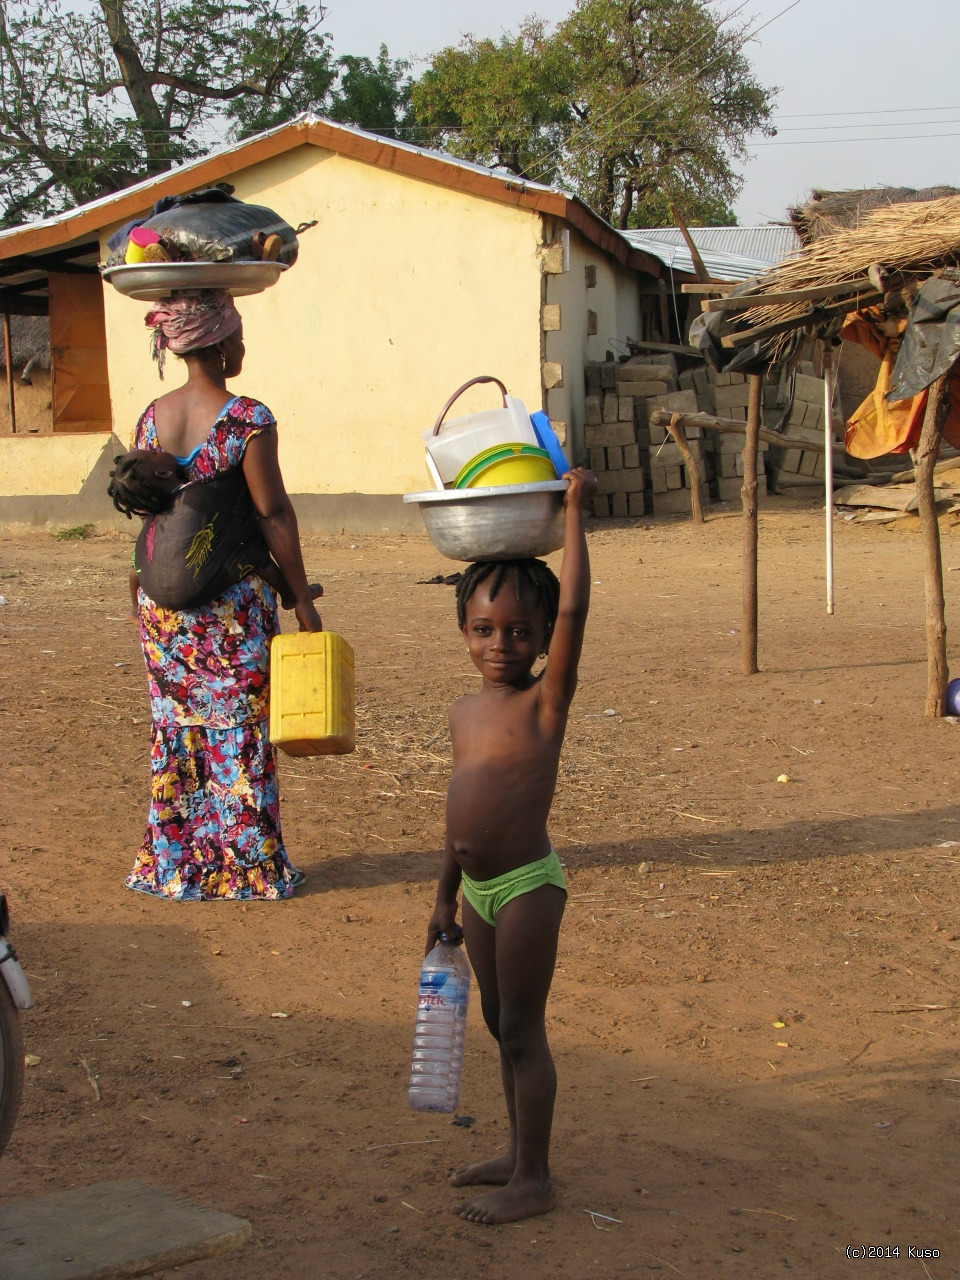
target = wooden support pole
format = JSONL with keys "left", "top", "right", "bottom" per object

{"left": 823, "top": 346, "right": 835, "bottom": 615}
{"left": 741, "top": 373, "right": 762, "bottom": 676}
{"left": 666, "top": 412, "right": 704, "bottom": 524}
{"left": 2, "top": 306, "right": 15, "bottom": 434}
{"left": 657, "top": 278, "right": 670, "bottom": 343}
{"left": 648, "top": 409, "right": 827, "bottom": 453}
{"left": 669, "top": 202, "right": 712, "bottom": 283}
{"left": 915, "top": 371, "right": 951, "bottom": 717}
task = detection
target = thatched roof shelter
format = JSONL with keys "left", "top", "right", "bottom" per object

{"left": 790, "top": 186, "right": 960, "bottom": 245}
{"left": 0, "top": 315, "right": 50, "bottom": 373}
{"left": 684, "top": 190, "right": 960, "bottom": 714}
{"left": 704, "top": 194, "right": 960, "bottom": 363}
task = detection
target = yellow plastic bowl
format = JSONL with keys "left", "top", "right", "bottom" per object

{"left": 456, "top": 444, "right": 555, "bottom": 489}
{"left": 454, "top": 442, "right": 532, "bottom": 487}
{"left": 467, "top": 452, "right": 555, "bottom": 488}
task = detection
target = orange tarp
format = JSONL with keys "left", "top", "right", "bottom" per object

{"left": 841, "top": 309, "right": 960, "bottom": 458}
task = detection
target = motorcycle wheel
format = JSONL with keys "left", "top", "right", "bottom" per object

{"left": 0, "top": 975, "right": 25, "bottom": 1157}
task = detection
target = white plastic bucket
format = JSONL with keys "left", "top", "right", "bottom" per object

{"left": 423, "top": 376, "right": 537, "bottom": 485}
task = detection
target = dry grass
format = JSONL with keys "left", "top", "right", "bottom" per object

{"left": 789, "top": 186, "right": 960, "bottom": 244}
{"left": 724, "top": 194, "right": 960, "bottom": 357}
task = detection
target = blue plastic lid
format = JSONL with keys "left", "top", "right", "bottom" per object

{"left": 530, "top": 411, "right": 569, "bottom": 479}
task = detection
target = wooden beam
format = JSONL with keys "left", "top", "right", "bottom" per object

{"left": 891, "top": 454, "right": 960, "bottom": 484}
{"left": 648, "top": 408, "right": 827, "bottom": 453}
{"left": 669, "top": 202, "right": 711, "bottom": 283}
{"left": 2, "top": 306, "right": 16, "bottom": 433}
{"left": 0, "top": 293, "right": 49, "bottom": 316}
{"left": 720, "top": 291, "right": 884, "bottom": 348}
{"left": 702, "top": 277, "right": 880, "bottom": 312}
{"left": 626, "top": 336, "right": 700, "bottom": 357}
{"left": 0, "top": 243, "right": 100, "bottom": 279}
{"left": 680, "top": 282, "right": 736, "bottom": 295}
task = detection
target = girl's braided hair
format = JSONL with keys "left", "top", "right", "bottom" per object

{"left": 455, "top": 559, "right": 561, "bottom": 651}
{"left": 108, "top": 449, "right": 183, "bottom": 519}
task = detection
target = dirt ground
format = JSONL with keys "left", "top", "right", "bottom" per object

{"left": 1, "top": 496, "right": 959, "bottom": 1280}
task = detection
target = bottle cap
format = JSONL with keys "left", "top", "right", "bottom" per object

{"left": 438, "top": 925, "right": 464, "bottom": 946}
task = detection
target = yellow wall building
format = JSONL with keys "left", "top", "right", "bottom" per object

{"left": 0, "top": 115, "right": 662, "bottom": 532}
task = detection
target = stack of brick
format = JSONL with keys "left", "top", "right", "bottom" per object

{"left": 585, "top": 354, "right": 719, "bottom": 518}
{"left": 766, "top": 363, "right": 831, "bottom": 489}
{"left": 583, "top": 358, "right": 655, "bottom": 518}
{"left": 677, "top": 365, "right": 770, "bottom": 503}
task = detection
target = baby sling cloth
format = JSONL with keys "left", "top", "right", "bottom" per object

{"left": 135, "top": 464, "right": 271, "bottom": 609}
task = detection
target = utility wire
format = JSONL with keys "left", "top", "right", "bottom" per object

{"left": 774, "top": 104, "right": 960, "bottom": 119}
{"left": 751, "top": 130, "right": 960, "bottom": 146}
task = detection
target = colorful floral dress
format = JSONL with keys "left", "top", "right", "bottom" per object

{"left": 125, "top": 395, "right": 301, "bottom": 900}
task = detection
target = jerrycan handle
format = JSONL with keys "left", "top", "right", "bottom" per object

{"left": 432, "top": 375, "right": 508, "bottom": 436}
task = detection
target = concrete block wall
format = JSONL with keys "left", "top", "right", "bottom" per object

{"left": 584, "top": 354, "right": 833, "bottom": 515}
{"left": 675, "top": 365, "right": 769, "bottom": 503}
{"left": 585, "top": 353, "right": 711, "bottom": 518}
{"left": 765, "top": 360, "right": 830, "bottom": 488}
{"left": 585, "top": 355, "right": 658, "bottom": 518}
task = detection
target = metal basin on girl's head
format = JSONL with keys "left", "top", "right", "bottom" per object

{"left": 403, "top": 479, "right": 568, "bottom": 563}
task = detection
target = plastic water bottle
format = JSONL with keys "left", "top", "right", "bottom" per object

{"left": 408, "top": 930, "right": 471, "bottom": 1113}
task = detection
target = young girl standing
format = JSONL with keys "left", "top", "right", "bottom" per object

{"left": 426, "top": 467, "right": 596, "bottom": 1225}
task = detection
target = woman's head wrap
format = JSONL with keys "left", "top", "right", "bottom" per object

{"left": 145, "top": 290, "right": 242, "bottom": 378}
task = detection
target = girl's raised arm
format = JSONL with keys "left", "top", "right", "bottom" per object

{"left": 540, "top": 467, "right": 597, "bottom": 717}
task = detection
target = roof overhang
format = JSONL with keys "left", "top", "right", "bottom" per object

{"left": 0, "top": 115, "right": 663, "bottom": 309}
{"left": 0, "top": 236, "right": 101, "bottom": 316}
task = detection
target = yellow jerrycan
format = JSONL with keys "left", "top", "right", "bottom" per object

{"left": 269, "top": 631, "right": 355, "bottom": 756}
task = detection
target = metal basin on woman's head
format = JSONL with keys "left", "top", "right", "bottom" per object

{"left": 403, "top": 479, "right": 567, "bottom": 562}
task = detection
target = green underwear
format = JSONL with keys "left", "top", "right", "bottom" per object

{"left": 461, "top": 851, "right": 567, "bottom": 927}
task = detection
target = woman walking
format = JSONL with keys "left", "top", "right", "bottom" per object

{"left": 122, "top": 290, "right": 321, "bottom": 900}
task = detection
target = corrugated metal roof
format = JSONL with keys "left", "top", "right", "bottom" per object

{"left": 622, "top": 225, "right": 801, "bottom": 282}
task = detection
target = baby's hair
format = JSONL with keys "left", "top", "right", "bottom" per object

{"left": 108, "top": 449, "right": 183, "bottom": 519}
{"left": 455, "top": 558, "right": 561, "bottom": 650}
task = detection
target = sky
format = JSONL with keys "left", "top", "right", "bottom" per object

{"left": 320, "top": 0, "right": 960, "bottom": 226}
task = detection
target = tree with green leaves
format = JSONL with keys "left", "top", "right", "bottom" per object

{"left": 0, "top": 1, "right": 410, "bottom": 227}
{"left": 412, "top": 0, "right": 775, "bottom": 228}
{"left": 323, "top": 46, "right": 414, "bottom": 142}
{"left": 412, "top": 19, "right": 570, "bottom": 183}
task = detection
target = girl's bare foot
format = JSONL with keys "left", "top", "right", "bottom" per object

{"left": 450, "top": 1153, "right": 515, "bottom": 1187}
{"left": 456, "top": 1178, "right": 556, "bottom": 1225}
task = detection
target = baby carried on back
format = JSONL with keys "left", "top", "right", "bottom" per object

{"left": 108, "top": 447, "right": 298, "bottom": 610}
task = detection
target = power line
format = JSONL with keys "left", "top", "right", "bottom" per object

{"left": 773, "top": 117, "right": 960, "bottom": 132}
{"left": 773, "top": 104, "right": 960, "bottom": 119}
{"left": 750, "top": 130, "right": 960, "bottom": 146}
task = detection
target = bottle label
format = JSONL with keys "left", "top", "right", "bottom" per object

{"left": 417, "top": 971, "right": 469, "bottom": 1016}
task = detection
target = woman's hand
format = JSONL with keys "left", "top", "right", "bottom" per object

{"left": 295, "top": 599, "right": 323, "bottom": 632}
